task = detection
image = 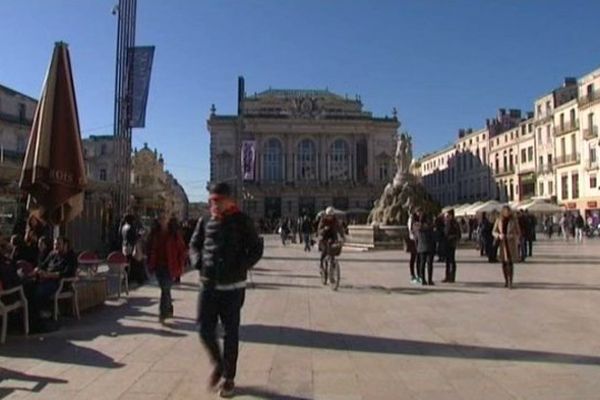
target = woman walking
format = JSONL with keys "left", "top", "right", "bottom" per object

{"left": 492, "top": 206, "right": 520, "bottom": 289}
{"left": 147, "top": 212, "right": 187, "bottom": 321}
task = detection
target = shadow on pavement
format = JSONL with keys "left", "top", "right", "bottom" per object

{"left": 240, "top": 325, "right": 600, "bottom": 366}
{"left": 457, "top": 281, "right": 600, "bottom": 291}
{"left": 0, "top": 368, "right": 68, "bottom": 399}
{"left": 0, "top": 297, "right": 185, "bottom": 369}
{"left": 236, "top": 386, "right": 312, "bottom": 400}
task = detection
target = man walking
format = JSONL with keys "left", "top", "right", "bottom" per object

{"left": 190, "top": 182, "right": 263, "bottom": 397}
{"left": 300, "top": 214, "right": 313, "bottom": 252}
{"left": 443, "top": 209, "right": 461, "bottom": 283}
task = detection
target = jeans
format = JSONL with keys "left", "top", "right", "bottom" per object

{"left": 519, "top": 237, "right": 527, "bottom": 261}
{"left": 418, "top": 252, "right": 433, "bottom": 284}
{"left": 198, "top": 286, "right": 246, "bottom": 380}
{"left": 303, "top": 233, "right": 311, "bottom": 251}
{"left": 155, "top": 266, "right": 173, "bottom": 317}
{"left": 445, "top": 246, "right": 457, "bottom": 282}
{"left": 575, "top": 227, "right": 584, "bottom": 242}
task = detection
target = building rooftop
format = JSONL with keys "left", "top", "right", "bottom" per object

{"left": 250, "top": 88, "right": 345, "bottom": 100}
{"left": 0, "top": 83, "right": 38, "bottom": 103}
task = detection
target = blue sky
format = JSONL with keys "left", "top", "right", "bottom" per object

{"left": 2, "top": 0, "right": 600, "bottom": 201}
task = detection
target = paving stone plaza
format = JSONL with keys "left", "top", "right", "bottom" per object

{"left": 1, "top": 237, "right": 599, "bottom": 400}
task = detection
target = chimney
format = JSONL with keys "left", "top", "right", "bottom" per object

{"left": 458, "top": 129, "right": 465, "bottom": 138}
{"left": 237, "top": 76, "right": 245, "bottom": 116}
{"left": 564, "top": 77, "right": 577, "bottom": 87}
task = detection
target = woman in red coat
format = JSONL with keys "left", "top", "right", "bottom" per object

{"left": 147, "top": 212, "right": 187, "bottom": 321}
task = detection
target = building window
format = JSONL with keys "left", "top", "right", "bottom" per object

{"left": 546, "top": 125, "right": 551, "bottom": 143}
{"left": 264, "top": 138, "right": 283, "bottom": 181}
{"left": 18, "top": 103, "right": 26, "bottom": 121}
{"left": 570, "top": 109, "right": 576, "bottom": 125}
{"left": 100, "top": 144, "right": 107, "bottom": 155}
{"left": 378, "top": 158, "right": 389, "bottom": 181}
{"left": 571, "top": 134, "right": 576, "bottom": 155}
{"left": 572, "top": 173, "right": 579, "bottom": 199}
{"left": 539, "top": 182, "right": 544, "bottom": 196}
{"left": 297, "top": 139, "right": 317, "bottom": 180}
{"left": 561, "top": 175, "right": 569, "bottom": 199}
{"left": 100, "top": 169, "right": 107, "bottom": 181}
{"left": 537, "top": 128, "right": 542, "bottom": 144}
{"left": 482, "top": 148, "right": 486, "bottom": 163}
{"left": 590, "top": 147, "right": 597, "bottom": 163}
{"left": 590, "top": 175, "right": 597, "bottom": 189}
{"left": 16, "top": 136, "right": 26, "bottom": 153}
{"left": 549, "top": 181, "right": 554, "bottom": 195}
{"left": 330, "top": 139, "right": 350, "bottom": 180}
{"left": 521, "top": 149, "right": 526, "bottom": 163}
{"left": 539, "top": 156, "right": 543, "bottom": 166}
{"left": 528, "top": 147, "right": 533, "bottom": 162}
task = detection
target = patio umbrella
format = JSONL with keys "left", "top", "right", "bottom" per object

{"left": 19, "top": 42, "right": 87, "bottom": 226}
{"left": 522, "top": 199, "right": 563, "bottom": 213}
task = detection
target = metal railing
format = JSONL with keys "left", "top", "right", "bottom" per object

{"left": 554, "top": 120, "right": 579, "bottom": 136}
{"left": 555, "top": 153, "right": 581, "bottom": 166}
{"left": 579, "top": 90, "right": 600, "bottom": 107}
{"left": 583, "top": 125, "right": 599, "bottom": 140}
{"left": 536, "top": 164, "right": 553, "bottom": 174}
{"left": 494, "top": 165, "right": 515, "bottom": 176}
{"left": 586, "top": 159, "right": 599, "bottom": 171}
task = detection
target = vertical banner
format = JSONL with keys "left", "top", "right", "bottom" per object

{"left": 128, "top": 46, "right": 155, "bottom": 128}
{"left": 241, "top": 140, "right": 256, "bottom": 181}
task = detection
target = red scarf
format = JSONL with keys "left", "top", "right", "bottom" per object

{"left": 209, "top": 195, "right": 240, "bottom": 220}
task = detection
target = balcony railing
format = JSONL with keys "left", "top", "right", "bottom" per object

{"left": 494, "top": 165, "right": 515, "bottom": 176}
{"left": 554, "top": 120, "right": 579, "bottom": 136}
{"left": 555, "top": 153, "right": 581, "bottom": 166}
{"left": 586, "top": 159, "right": 599, "bottom": 171}
{"left": 579, "top": 90, "right": 600, "bottom": 107}
{"left": 536, "top": 163, "right": 553, "bottom": 174}
{"left": 583, "top": 125, "right": 599, "bottom": 140}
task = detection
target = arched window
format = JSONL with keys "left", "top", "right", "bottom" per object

{"left": 330, "top": 139, "right": 350, "bottom": 180}
{"left": 297, "top": 139, "right": 316, "bottom": 180}
{"left": 264, "top": 138, "right": 283, "bottom": 181}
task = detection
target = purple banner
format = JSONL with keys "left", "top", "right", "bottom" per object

{"left": 128, "top": 46, "right": 155, "bottom": 128}
{"left": 241, "top": 140, "right": 256, "bottom": 181}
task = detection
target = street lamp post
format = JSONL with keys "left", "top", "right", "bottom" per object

{"left": 113, "top": 0, "right": 137, "bottom": 218}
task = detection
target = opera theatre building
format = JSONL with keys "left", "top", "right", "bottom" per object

{"left": 207, "top": 77, "right": 398, "bottom": 221}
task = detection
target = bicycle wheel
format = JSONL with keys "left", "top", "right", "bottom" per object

{"left": 329, "top": 258, "right": 340, "bottom": 291}
{"left": 320, "top": 259, "right": 328, "bottom": 285}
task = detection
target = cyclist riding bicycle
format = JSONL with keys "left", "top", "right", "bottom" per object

{"left": 318, "top": 207, "right": 345, "bottom": 269}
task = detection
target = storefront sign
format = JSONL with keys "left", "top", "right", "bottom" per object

{"left": 587, "top": 201, "right": 597, "bottom": 209}
{"left": 567, "top": 202, "right": 577, "bottom": 209}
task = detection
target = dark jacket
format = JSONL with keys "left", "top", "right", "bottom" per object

{"left": 445, "top": 218, "right": 461, "bottom": 248}
{"left": 189, "top": 212, "right": 263, "bottom": 286}
{"left": 41, "top": 250, "right": 77, "bottom": 279}
{"left": 416, "top": 221, "right": 435, "bottom": 254}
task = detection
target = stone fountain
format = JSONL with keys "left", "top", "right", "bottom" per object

{"left": 346, "top": 133, "right": 439, "bottom": 250}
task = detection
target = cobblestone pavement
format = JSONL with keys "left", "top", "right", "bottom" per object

{"left": 1, "top": 237, "right": 600, "bottom": 399}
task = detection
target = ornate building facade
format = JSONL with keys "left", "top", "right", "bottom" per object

{"left": 417, "top": 65, "right": 600, "bottom": 217}
{"left": 207, "top": 78, "right": 399, "bottom": 220}
{"left": 0, "top": 84, "right": 37, "bottom": 235}
{"left": 130, "top": 143, "right": 189, "bottom": 221}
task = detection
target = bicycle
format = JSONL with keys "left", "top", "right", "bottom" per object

{"left": 319, "top": 240, "right": 342, "bottom": 291}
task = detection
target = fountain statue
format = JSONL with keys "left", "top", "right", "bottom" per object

{"left": 347, "top": 132, "right": 439, "bottom": 249}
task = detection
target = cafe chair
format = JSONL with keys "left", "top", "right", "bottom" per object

{"left": 0, "top": 285, "right": 29, "bottom": 344}
{"left": 53, "top": 275, "right": 80, "bottom": 321}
